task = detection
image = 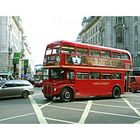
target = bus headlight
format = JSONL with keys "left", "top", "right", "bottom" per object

{"left": 54, "top": 87, "right": 57, "bottom": 92}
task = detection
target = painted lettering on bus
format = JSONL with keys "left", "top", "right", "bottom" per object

{"left": 92, "top": 82, "right": 109, "bottom": 85}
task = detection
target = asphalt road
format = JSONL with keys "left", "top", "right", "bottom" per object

{"left": 0, "top": 87, "right": 140, "bottom": 124}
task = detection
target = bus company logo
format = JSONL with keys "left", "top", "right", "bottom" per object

{"left": 72, "top": 56, "right": 81, "bottom": 65}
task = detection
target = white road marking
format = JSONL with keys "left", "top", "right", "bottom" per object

{"left": 45, "top": 117, "right": 77, "bottom": 124}
{"left": 75, "top": 102, "right": 130, "bottom": 109}
{"left": 123, "top": 98, "right": 140, "bottom": 124}
{"left": 47, "top": 103, "right": 140, "bottom": 119}
{"left": 78, "top": 100, "right": 92, "bottom": 124}
{"left": 0, "top": 113, "right": 34, "bottom": 122}
{"left": 90, "top": 110, "right": 140, "bottom": 119}
{"left": 123, "top": 98, "right": 140, "bottom": 116}
{"left": 29, "top": 96, "right": 48, "bottom": 124}
{"left": 40, "top": 101, "right": 52, "bottom": 109}
{"left": 134, "top": 120, "right": 140, "bottom": 124}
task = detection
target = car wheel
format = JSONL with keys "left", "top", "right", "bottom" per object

{"left": 112, "top": 87, "right": 121, "bottom": 98}
{"left": 60, "top": 88, "right": 74, "bottom": 102}
{"left": 22, "top": 91, "right": 29, "bottom": 99}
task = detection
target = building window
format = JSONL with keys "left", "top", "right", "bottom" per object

{"left": 134, "top": 40, "right": 138, "bottom": 51}
{"left": 134, "top": 25, "right": 138, "bottom": 36}
{"left": 116, "top": 28, "right": 123, "bottom": 43}
{"left": 134, "top": 16, "right": 138, "bottom": 22}
{"left": 116, "top": 17, "right": 124, "bottom": 24}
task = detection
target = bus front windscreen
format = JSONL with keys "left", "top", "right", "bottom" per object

{"left": 49, "top": 68, "right": 64, "bottom": 80}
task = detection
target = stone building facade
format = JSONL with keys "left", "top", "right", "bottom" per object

{"left": 78, "top": 16, "right": 140, "bottom": 75}
{"left": 0, "top": 16, "right": 32, "bottom": 79}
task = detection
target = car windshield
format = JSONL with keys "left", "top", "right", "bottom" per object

{"left": 49, "top": 68, "right": 64, "bottom": 80}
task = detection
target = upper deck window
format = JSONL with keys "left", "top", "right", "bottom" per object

{"left": 89, "top": 49, "right": 100, "bottom": 57}
{"left": 61, "top": 46, "right": 75, "bottom": 54}
{"left": 76, "top": 48, "right": 88, "bottom": 55}
{"left": 101, "top": 51, "right": 111, "bottom": 58}
{"left": 112, "top": 52, "right": 121, "bottom": 59}
{"left": 122, "top": 53, "right": 130, "bottom": 60}
{"left": 52, "top": 46, "right": 60, "bottom": 54}
{"left": 46, "top": 48, "right": 52, "bottom": 55}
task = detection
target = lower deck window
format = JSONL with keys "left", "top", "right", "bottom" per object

{"left": 90, "top": 72, "right": 100, "bottom": 79}
{"left": 76, "top": 72, "right": 89, "bottom": 79}
{"left": 102, "top": 73, "right": 111, "bottom": 79}
{"left": 112, "top": 73, "right": 121, "bottom": 79}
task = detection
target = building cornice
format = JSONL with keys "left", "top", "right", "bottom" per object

{"left": 12, "top": 16, "right": 23, "bottom": 33}
{"left": 79, "top": 16, "right": 102, "bottom": 35}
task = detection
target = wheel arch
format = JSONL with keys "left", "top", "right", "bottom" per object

{"left": 61, "top": 86, "right": 75, "bottom": 95}
{"left": 112, "top": 85, "right": 122, "bottom": 98}
{"left": 22, "top": 90, "right": 30, "bottom": 98}
{"left": 112, "top": 85, "right": 122, "bottom": 94}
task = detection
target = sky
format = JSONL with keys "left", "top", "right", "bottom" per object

{"left": 21, "top": 16, "right": 83, "bottom": 65}
{"left": 1, "top": 0, "right": 139, "bottom": 66}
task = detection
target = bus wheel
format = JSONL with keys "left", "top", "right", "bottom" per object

{"left": 60, "top": 88, "right": 74, "bottom": 102}
{"left": 112, "top": 87, "right": 121, "bottom": 98}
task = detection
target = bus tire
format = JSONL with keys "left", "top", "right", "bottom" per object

{"left": 112, "top": 86, "right": 121, "bottom": 98}
{"left": 60, "top": 88, "right": 74, "bottom": 102}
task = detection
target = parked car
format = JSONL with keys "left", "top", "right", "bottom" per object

{"left": 0, "top": 80, "right": 34, "bottom": 99}
{"left": 128, "top": 76, "right": 140, "bottom": 92}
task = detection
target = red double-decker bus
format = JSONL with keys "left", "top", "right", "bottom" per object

{"left": 42, "top": 40, "right": 133, "bottom": 102}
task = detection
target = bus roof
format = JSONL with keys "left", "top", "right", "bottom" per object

{"left": 47, "top": 40, "right": 131, "bottom": 55}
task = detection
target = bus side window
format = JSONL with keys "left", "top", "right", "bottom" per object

{"left": 76, "top": 72, "right": 89, "bottom": 79}
{"left": 112, "top": 73, "right": 121, "bottom": 79}
{"left": 89, "top": 50, "right": 100, "bottom": 57}
{"left": 90, "top": 72, "right": 100, "bottom": 79}
{"left": 67, "top": 71, "right": 74, "bottom": 80}
{"left": 101, "top": 51, "right": 111, "bottom": 58}
{"left": 61, "top": 46, "right": 75, "bottom": 54}
{"left": 77, "top": 48, "right": 88, "bottom": 55}
{"left": 122, "top": 53, "right": 130, "bottom": 60}
{"left": 112, "top": 52, "right": 121, "bottom": 59}
{"left": 102, "top": 73, "right": 111, "bottom": 79}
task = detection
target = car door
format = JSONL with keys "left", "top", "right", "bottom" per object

{"left": 2, "top": 81, "right": 15, "bottom": 97}
{"left": 14, "top": 81, "right": 24, "bottom": 96}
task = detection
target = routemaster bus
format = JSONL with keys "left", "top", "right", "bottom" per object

{"left": 42, "top": 40, "right": 133, "bottom": 102}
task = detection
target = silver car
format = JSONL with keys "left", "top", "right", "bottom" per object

{"left": 0, "top": 80, "right": 34, "bottom": 99}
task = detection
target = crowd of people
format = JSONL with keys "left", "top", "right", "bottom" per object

{"left": 0, "top": 75, "right": 35, "bottom": 85}
{"left": 0, "top": 75, "right": 17, "bottom": 81}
